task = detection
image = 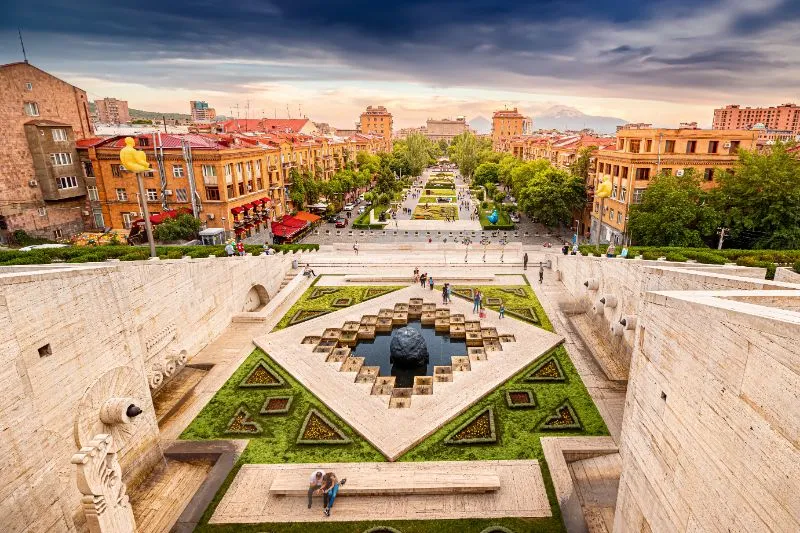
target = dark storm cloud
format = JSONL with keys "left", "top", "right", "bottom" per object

{"left": 2, "top": 0, "right": 799, "bottom": 98}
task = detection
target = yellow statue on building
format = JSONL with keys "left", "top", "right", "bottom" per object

{"left": 119, "top": 137, "right": 151, "bottom": 172}
{"left": 595, "top": 175, "right": 612, "bottom": 198}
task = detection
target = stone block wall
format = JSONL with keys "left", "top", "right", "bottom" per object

{"left": 613, "top": 291, "right": 800, "bottom": 532}
{"left": 0, "top": 254, "right": 291, "bottom": 532}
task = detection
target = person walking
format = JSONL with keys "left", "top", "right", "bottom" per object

{"left": 413, "top": 267, "right": 420, "bottom": 284}
{"left": 499, "top": 302, "right": 505, "bottom": 319}
{"left": 442, "top": 283, "right": 448, "bottom": 304}
{"left": 225, "top": 241, "right": 235, "bottom": 257}
{"left": 429, "top": 276, "right": 435, "bottom": 291}
{"left": 473, "top": 290, "right": 481, "bottom": 314}
{"left": 420, "top": 272, "right": 427, "bottom": 288}
{"left": 236, "top": 240, "right": 245, "bottom": 256}
{"left": 539, "top": 265, "right": 544, "bottom": 284}
{"left": 523, "top": 252, "right": 528, "bottom": 270}
{"left": 446, "top": 283, "right": 452, "bottom": 304}
{"left": 308, "top": 469, "right": 324, "bottom": 509}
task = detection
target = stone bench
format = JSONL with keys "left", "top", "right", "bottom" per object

{"left": 269, "top": 469, "right": 501, "bottom": 496}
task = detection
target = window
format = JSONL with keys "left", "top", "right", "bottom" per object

{"left": 245, "top": 161, "right": 252, "bottom": 178}
{"left": 612, "top": 184, "right": 618, "bottom": 198}
{"left": 686, "top": 140, "right": 697, "bottom": 153}
{"left": 138, "top": 137, "right": 149, "bottom": 147}
{"left": 254, "top": 160, "right": 262, "bottom": 177}
{"left": 617, "top": 212, "right": 623, "bottom": 223}
{"left": 645, "top": 139, "right": 653, "bottom": 152}
{"left": 122, "top": 213, "right": 135, "bottom": 229}
{"left": 87, "top": 185, "right": 99, "bottom": 201}
{"left": 632, "top": 188, "right": 646, "bottom": 204}
{"left": 112, "top": 164, "right": 122, "bottom": 177}
{"left": 175, "top": 188, "right": 188, "bottom": 202}
{"left": 116, "top": 188, "right": 128, "bottom": 201}
{"left": 238, "top": 182, "right": 245, "bottom": 195}
{"left": 629, "top": 139, "right": 641, "bottom": 153}
{"left": 729, "top": 140, "right": 740, "bottom": 154}
{"left": 25, "top": 82, "right": 33, "bottom": 91}
{"left": 704, "top": 168, "right": 715, "bottom": 181}
{"left": 172, "top": 165, "right": 184, "bottom": 178}
{"left": 621, "top": 167, "right": 629, "bottom": 180}
{"left": 613, "top": 165, "right": 619, "bottom": 177}
{"left": 635, "top": 168, "right": 651, "bottom": 180}
{"left": 609, "top": 208, "right": 615, "bottom": 220}
{"left": 83, "top": 161, "right": 94, "bottom": 177}
{"left": 52, "top": 129, "right": 67, "bottom": 142}
{"left": 142, "top": 170, "right": 155, "bottom": 178}
{"left": 37, "top": 206, "right": 47, "bottom": 216}
{"left": 664, "top": 140, "right": 675, "bottom": 153}
{"left": 56, "top": 176, "right": 78, "bottom": 189}
{"left": 53, "top": 228, "right": 63, "bottom": 239}
{"left": 93, "top": 211, "right": 105, "bottom": 229}
{"left": 146, "top": 188, "right": 158, "bottom": 201}
{"left": 620, "top": 187, "right": 627, "bottom": 202}
{"left": 236, "top": 162, "right": 243, "bottom": 178}
{"left": 50, "top": 152, "right": 73, "bottom": 166}
{"left": 708, "top": 140, "right": 719, "bottom": 154}
{"left": 206, "top": 187, "right": 220, "bottom": 201}
{"left": 24, "top": 102, "right": 39, "bottom": 116}
{"left": 202, "top": 164, "right": 217, "bottom": 178}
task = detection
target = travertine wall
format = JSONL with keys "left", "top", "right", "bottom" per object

{"left": 0, "top": 254, "right": 291, "bottom": 532}
{"left": 613, "top": 291, "right": 800, "bottom": 532}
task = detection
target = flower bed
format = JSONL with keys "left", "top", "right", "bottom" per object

{"left": 332, "top": 297, "right": 353, "bottom": 307}
{"left": 297, "top": 408, "right": 352, "bottom": 444}
{"left": 412, "top": 204, "right": 458, "bottom": 220}
{"left": 225, "top": 405, "right": 263, "bottom": 435}
{"left": 505, "top": 390, "right": 537, "bottom": 408}
{"left": 287, "top": 308, "right": 329, "bottom": 326}
{"left": 524, "top": 356, "right": 565, "bottom": 382}
{"left": 239, "top": 360, "right": 286, "bottom": 388}
{"left": 539, "top": 401, "right": 582, "bottom": 431}
{"left": 260, "top": 395, "right": 294, "bottom": 415}
{"left": 444, "top": 407, "right": 497, "bottom": 444}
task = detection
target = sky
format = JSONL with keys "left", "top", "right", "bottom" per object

{"left": 3, "top": 0, "right": 799, "bottom": 130}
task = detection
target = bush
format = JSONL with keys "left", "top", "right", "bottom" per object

{"left": 153, "top": 214, "right": 201, "bottom": 242}
{"left": 795, "top": 261, "right": 800, "bottom": 274}
{"left": 665, "top": 252, "right": 688, "bottom": 262}
{"left": 684, "top": 251, "right": 727, "bottom": 265}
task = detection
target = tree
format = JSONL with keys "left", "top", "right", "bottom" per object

{"left": 570, "top": 146, "right": 595, "bottom": 181}
{"left": 713, "top": 143, "right": 800, "bottom": 249}
{"left": 448, "top": 132, "right": 481, "bottom": 178}
{"left": 497, "top": 155, "right": 521, "bottom": 190}
{"left": 438, "top": 138, "right": 449, "bottom": 154}
{"left": 473, "top": 162, "right": 499, "bottom": 187}
{"left": 153, "top": 213, "right": 201, "bottom": 242}
{"left": 516, "top": 166, "right": 586, "bottom": 227}
{"left": 404, "top": 133, "right": 431, "bottom": 177}
{"left": 628, "top": 169, "right": 720, "bottom": 247}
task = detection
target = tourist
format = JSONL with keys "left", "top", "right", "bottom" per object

{"left": 561, "top": 243, "right": 569, "bottom": 255}
{"left": 572, "top": 242, "right": 579, "bottom": 255}
{"left": 499, "top": 302, "right": 505, "bottom": 319}
{"left": 420, "top": 272, "right": 427, "bottom": 288}
{"left": 303, "top": 264, "right": 316, "bottom": 278}
{"left": 225, "top": 241, "right": 235, "bottom": 257}
{"left": 473, "top": 290, "right": 481, "bottom": 314}
{"left": 539, "top": 265, "right": 544, "bottom": 284}
{"left": 620, "top": 246, "right": 629, "bottom": 258}
{"left": 236, "top": 241, "right": 246, "bottom": 256}
{"left": 442, "top": 284, "right": 448, "bottom": 304}
{"left": 353, "top": 241, "right": 359, "bottom": 255}
{"left": 308, "top": 469, "right": 324, "bottom": 509}
{"left": 413, "top": 267, "right": 420, "bottom": 283}
{"left": 447, "top": 283, "right": 452, "bottom": 304}
{"left": 319, "top": 472, "right": 347, "bottom": 517}
{"left": 523, "top": 252, "right": 528, "bottom": 270}
{"left": 429, "top": 276, "right": 435, "bottom": 291}
{"left": 606, "top": 243, "right": 616, "bottom": 258}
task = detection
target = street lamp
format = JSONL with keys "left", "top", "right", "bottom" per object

{"left": 480, "top": 236, "right": 490, "bottom": 262}
{"left": 462, "top": 237, "right": 472, "bottom": 263}
{"left": 499, "top": 235, "right": 508, "bottom": 263}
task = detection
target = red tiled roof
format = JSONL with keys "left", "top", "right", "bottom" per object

{"left": 76, "top": 137, "right": 107, "bottom": 148}
{"left": 220, "top": 118, "right": 310, "bottom": 134}
{"left": 98, "top": 134, "right": 228, "bottom": 150}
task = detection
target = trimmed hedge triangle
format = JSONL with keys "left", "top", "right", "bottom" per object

{"left": 363, "top": 287, "right": 397, "bottom": 301}
{"left": 239, "top": 359, "right": 286, "bottom": 388}
{"left": 539, "top": 401, "right": 582, "bottom": 431}
{"left": 505, "top": 307, "right": 540, "bottom": 324}
{"left": 524, "top": 355, "right": 565, "bottom": 382}
{"left": 309, "top": 287, "right": 338, "bottom": 300}
{"left": 297, "top": 408, "right": 352, "bottom": 444}
{"left": 444, "top": 407, "right": 497, "bottom": 445}
{"left": 225, "top": 405, "right": 262, "bottom": 435}
{"left": 500, "top": 287, "right": 528, "bottom": 297}
{"left": 288, "top": 309, "right": 330, "bottom": 326}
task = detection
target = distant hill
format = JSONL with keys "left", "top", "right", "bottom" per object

{"left": 468, "top": 116, "right": 491, "bottom": 134}
{"left": 533, "top": 105, "right": 626, "bottom": 134}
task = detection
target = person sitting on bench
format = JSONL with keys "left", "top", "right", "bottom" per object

{"left": 303, "top": 264, "right": 316, "bottom": 277}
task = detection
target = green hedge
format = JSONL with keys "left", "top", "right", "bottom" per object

{"left": 0, "top": 243, "right": 320, "bottom": 266}
{"left": 575, "top": 245, "right": 800, "bottom": 280}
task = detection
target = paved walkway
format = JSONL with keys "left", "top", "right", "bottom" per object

{"left": 210, "top": 460, "right": 551, "bottom": 524}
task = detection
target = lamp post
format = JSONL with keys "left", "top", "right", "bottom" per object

{"left": 463, "top": 237, "right": 471, "bottom": 263}
{"left": 499, "top": 235, "right": 508, "bottom": 263}
{"left": 134, "top": 172, "right": 156, "bottom": 258}
{"left": 481, "top": 236, "right": 490, "bottom": 262}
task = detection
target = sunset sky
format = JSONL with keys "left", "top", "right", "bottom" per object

{"left": 3, "top": 0, "right": 799, "bottom": 129}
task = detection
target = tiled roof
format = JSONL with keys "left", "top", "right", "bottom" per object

{"left": 94, "top": 134, "right": 237, "bottom": 150}
{"left": 75, "top": 137, "right": 107, "bottom": 148}
{"left": 220, "top": 118, "right": 310, "bottom": 134}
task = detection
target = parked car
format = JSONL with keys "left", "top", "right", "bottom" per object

{"left": 358, "top": 206, "right": 366, "bottom": 214}
{"left": 326, "top": 214, "right": 339, "bottom": 223}
{"left": 358, "top": 194, "right": 365, "bottom": 202}
{"left": 344, "top": 203, "right": 355, "bottom": 211}
{"left": 335, "top": 217, "right": 347, "bottom": 228}
{"left": 364, "top": 200, "right": 372, "bottom": 206}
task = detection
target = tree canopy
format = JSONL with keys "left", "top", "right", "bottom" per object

{"left": 448, "top": 132, "right": 491, "bottom": 178}
{"left": 473, "top": 162, "right": 499, "bottom": 187}
{"left": 515, "top": 165, "right": 586, "bottom": 227}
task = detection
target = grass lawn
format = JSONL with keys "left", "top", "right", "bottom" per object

{"left": 478, "top": 202, "right": 513, "bottom": 229}
{"left": 418, "top": 196, "right": 456, "bottom": 203}
{"left": 187, "top": 280, "right": 606, "bottom": 533}
{"left": 412, "top": 204, "right": 458, "bottom": 220}
{"left": 423, "top": 188, "right": 456, "bottom": 195}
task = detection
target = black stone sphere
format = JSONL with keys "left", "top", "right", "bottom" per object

{"left": 389, "top": 327, "right": 429, "bottom": 368}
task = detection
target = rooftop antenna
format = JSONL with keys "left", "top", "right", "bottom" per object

{"left": 18, "top": 28, "right": 28, "bottom": 63}
{"left": 286, "top": 104, "right": 291, "bottom": 118}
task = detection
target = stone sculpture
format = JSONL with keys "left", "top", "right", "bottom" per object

{"left": 71, "top": 434, "right": 137, "bottom": 533}
{"left": 389, "top": 327, "right": 429, "bottom": 367}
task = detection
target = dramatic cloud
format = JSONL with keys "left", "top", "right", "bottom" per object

{"left": 2, "top": 0, "right": 798, "bottom": 127}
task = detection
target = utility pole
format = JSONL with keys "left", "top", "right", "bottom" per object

{"left": 135, "top": 172, "right": 157, "bottom": 257}
{"left": 717, "top": 227, "right": 728, "bottom": 250}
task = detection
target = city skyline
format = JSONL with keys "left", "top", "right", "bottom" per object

{"left": 3, "top": 0, "right": 799, "bottom": 129}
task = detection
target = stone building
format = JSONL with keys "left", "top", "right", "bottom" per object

{"left": 590, "top": 125, "right": 759, "bottom": 244}
{"left": 713, "top": 103, "right": 800, "bottom": 134}
{"left": 0, "top": 62, "right": 94, "bottom": 243}
{"left": 189, "top": 100, "right": 216, "bottom": 123}
{"left": 93, "top": 97, "right": 130, "bottom": 124}
{"left": 491, "top": 108, "right": 532, "bottom": 151}
{"left": 425, "top": 117, "right": 468, "bottom": 142}
{"left": 359, "top": 105, "right": 393, "bottom": 152}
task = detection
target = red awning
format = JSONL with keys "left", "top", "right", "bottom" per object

{"left": 242, "top": 203, "right": 254, "bottom": 210}
{"left": 281, "top": 215, "right": 308, "bottom": 229}
{"left": 271, "top": 220, "right": 305, "bottom": 238}
{"left": 252, "top": 199, "right": 263, "bottom": 207}
{"left": 231, "top": 206, "right": 245, "bottom": 215}
{"left": 260, "top": 197, "right": 271, "bottom": 204}
{"left": 235, "top": 227, "right": 245, "bottom": 234}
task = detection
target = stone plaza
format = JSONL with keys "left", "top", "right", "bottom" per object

{"left": 1, "top": 238, "right": 798, "bottom": 533}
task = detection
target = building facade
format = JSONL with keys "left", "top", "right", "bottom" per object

{"left": 491, "top": 108, "right": 532, "bottom": 151}
{"left": 590, "top": 126, "right": 759, "bottom": 244}
{"left": 189, "top": 100, "right": 216, "bottom": 123}
{"left": 425, "top": 117, "right": 468, "bottom": 142}
{"left": 94, "top": 97, "right": 130, "bottom": 124}
{"left": 713, "top": 103, "right": 800, "bottom": 134}
{"left": 0, "top": 62, "right": 95, "bottom": 243}
{"left": 359, "top": 106, "right": 393, "bottom": 151}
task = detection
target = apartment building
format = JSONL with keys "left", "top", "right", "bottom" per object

{"left": 190, "top": 100, "right": 216, "bottom": 123}
{"left": 713, "top": 103, "right": 800, "bottom": 135}
{"left": 94, "top": 97, "right": 130, "bottom": 124}
{"left": 0, "top": 61, "right": 95, "bottom": 243}
{"left": 590, "top": 126, "right": 759, "bottom": 244}
{"left": 491, "top": 108, "right": 532, "bottom": 151}
{"left": 359, "top": 106, "right": 393, "bottom": 151}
